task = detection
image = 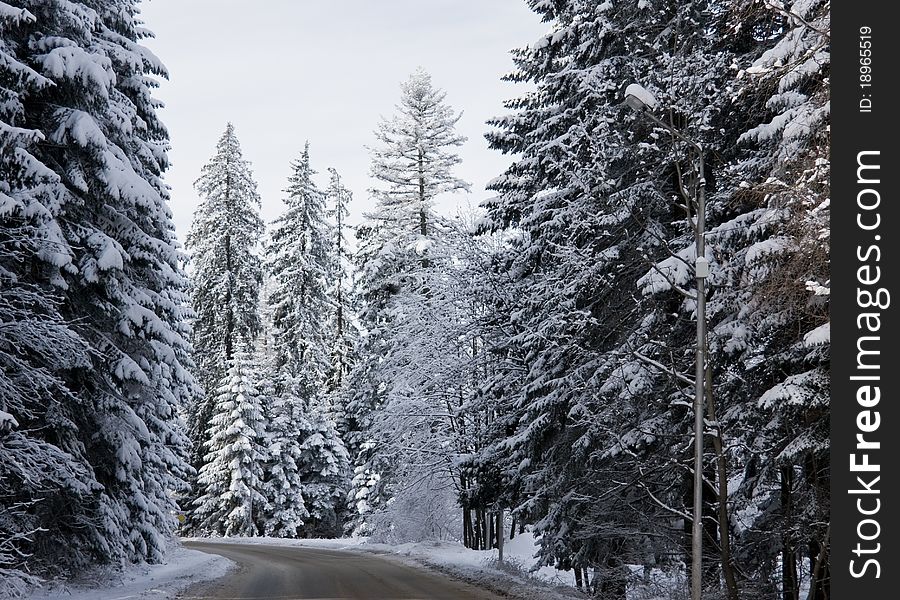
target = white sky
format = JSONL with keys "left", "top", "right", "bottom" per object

{"left": 138, "top": 0, "right": 547, "bottom": 243}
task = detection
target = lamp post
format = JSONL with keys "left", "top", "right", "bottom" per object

{"left": 624, "top": 84, "right": 707, "bottom": 600}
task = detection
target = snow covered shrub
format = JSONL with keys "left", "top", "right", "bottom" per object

{"left": 482, "top": 556, "right": 528, "bottom": 577}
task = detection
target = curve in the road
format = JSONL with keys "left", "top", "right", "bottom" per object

{"left": 180, "top": 541, "right": 505, "bottom": 600}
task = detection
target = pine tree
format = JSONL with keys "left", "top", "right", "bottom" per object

{"left": 297, "top": 415, "right": 351, "bottom": 537}
{"left": 192, "top": 349, "right": 269, "bottom": 537}
{"left": 479, "top": 0, "right": 739, "bottom": 595}
{"left": 0, "top": 0, "right": 195, "bottom": 578}
{"left": 473, "top": 0, "right": 831, "bottom": 596}
{"left": 265, "top": 143, "right": 331, "bottom": 406}
{"left": 0, "top": 131, "right": 93, "bottom": 591}
{"left": 710, "top": 2, "right": 831, "bottom": 596}
{"left": 262, "top": 146, "right": 353, "bottom": 537}
{"left": 355, "top": 66, "right": 470, "bottom": 381}
{"left": 346, "top": 68, "right": 470, "bottom": 533}
{"left": 255, "top": 366, "right": 310, "bottom": 537}
{"left": 355, "top": 68, "right": 469, "bottom": 331}
{"left": 324, "top": 167, "right": 356, "bottom": 429}
{"left": 187, "top": 123, "right": 264, "bottom": 465}
{"left": 369, "top": 67, "right": 470, "bottom": 242}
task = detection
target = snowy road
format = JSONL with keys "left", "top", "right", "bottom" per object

{"left": 179, "top": 541, "right": 505, "bottom": 599}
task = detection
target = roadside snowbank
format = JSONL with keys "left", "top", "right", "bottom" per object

{"left": 369, "top": 539, "right": 585, "bottom": 600}
{"left": 23, "top": 543, "right": 234, "bottom": 600}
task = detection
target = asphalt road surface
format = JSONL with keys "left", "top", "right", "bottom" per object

{"left": 180, "top": 541, "right": 506, "bottom": 600}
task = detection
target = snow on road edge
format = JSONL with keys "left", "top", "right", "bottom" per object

{"left": 362, "top": 543, "right": 586, "bottom": 600}
{"left": 23, "top": 543, "right": 235, "bottom": 600}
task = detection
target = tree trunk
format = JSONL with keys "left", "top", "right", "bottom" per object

{"left": 460, "top": 475, "right": 470, "bottom": 548}
{"left": 497, "top": 509, "right": 504, "bottom": 563}
{"left": 488, "top": 510, "right": 495, "bottom": 549}
{"left": 781, "top": 466, "right": 798, "bottom": 600}
{"left": 804, "top": 453, "right": 830, "bottom": 600}
{"left": 417, "top": 146, "right": 429, "bottom": 269}
{"left": 473, "top": 510, "right": 481, "bottom": 550}
{"left": 705, "top": 367, "right": 740, "bottom": 600}
{"left": 702, "top": 458, "right": 719, "bottom": 589}
{"left": 807, "top": 532, "right": 830, "bottom": 600}
{"left": 462, "top": 508, "right": 470, "bottom": 548}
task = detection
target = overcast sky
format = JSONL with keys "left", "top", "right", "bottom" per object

{"left": 139, "top": 0, "right": 547, "bottom": 243}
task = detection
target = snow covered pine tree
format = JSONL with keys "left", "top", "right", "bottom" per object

{"left": 1, "top": 0, "right": 194, "bottom": 590}
{"left": 714, "top": 2, "right": 831, "bottom": 596}
{"left": 192, "top": 349, "right": 269, "bottom": 536}
{"left": 323, "top": 167, "right": 356, "bottom": 429}
{"left": 346, "top": 67, "right": 469, "bottom": 535}
{"left": 264, "top": 143, "right": 350, "bottom": 537}
{"left": 186, "top": 123, "right": 264, "bottom": 476}
{"left": 265, "top": 142, "right": 332, "bottom": 408}
{"left": 0, "top": 115, "right": 94, "bottom": 595}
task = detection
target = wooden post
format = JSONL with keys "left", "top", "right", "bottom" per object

{"left": 487, "top": 511, "right": 493, "bottom": 549}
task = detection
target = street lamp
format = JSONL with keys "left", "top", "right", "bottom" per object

{"left": 624, "top": 83, "right": 708, "bottom": 600}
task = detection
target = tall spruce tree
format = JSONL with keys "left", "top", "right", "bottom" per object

{"left": 479, "top": 0, "right": 738, "bottom": 596}
{"left": 1, "top": 0, "right": 195, "bottom": 582}
{"left": 265, "top": 142, "right": 331, "bottom": 399}
{"left": 368, "top": 67, "right": 470, "bottom": 242}
{"left": 187, "top": 123, "right": 264, "bottom": 466}
{"left": 264, "top": 145, "right": 350, "bottom": 537}
{"left": 346, "top": 67, "right": 470, "bottom": 534}
{"left": 354, "top": 68, "right": 469, "bottom": 331}
{"left": 324, "top": 167, "right": 355, "bottom": 429}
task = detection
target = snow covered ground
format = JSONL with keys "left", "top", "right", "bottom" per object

{"left": 22, "top": 543, "right": 234, "bottom": 600}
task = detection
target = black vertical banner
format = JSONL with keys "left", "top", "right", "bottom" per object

{"left": 831, "top": 2, "right": 898, "bottom": 598}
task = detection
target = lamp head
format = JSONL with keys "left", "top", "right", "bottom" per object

{"left": 623, "top": 83, "right": 658, "bottom": 112}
